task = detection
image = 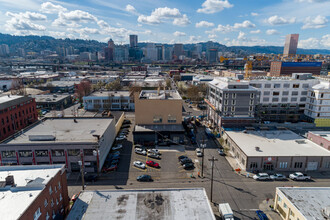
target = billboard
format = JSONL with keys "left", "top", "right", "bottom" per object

{"left": 282, "top": 62, "right": 322, "bottom": 67}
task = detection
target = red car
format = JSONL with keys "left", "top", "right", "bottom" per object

{"left": 102, "top": 164, "right": 117, "bottom": 172}
{"left": 146, "top": 160, "right": 159, "bottom": 168}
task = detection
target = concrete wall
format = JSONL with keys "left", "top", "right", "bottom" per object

{"left": 98, "top": 119, "right": 116, "bottom": 171}
{"left": 307, "top": 132, "right": 330, "bottom": 150}
{"left": 115, "top": 112, "right": 125, "bottom": 136}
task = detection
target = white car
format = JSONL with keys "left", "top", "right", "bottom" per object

{"left": 148, "top": 149, "right": 161, "bottom": 155}
{"left": 133, "top": 161, "right": 146, "bottom": 169}
{"left": 195, "top": 148, "right": 203, "bottom": 157}
{"left": 270, "top": 173, "right": 286, "bottom": 180}
{"left": 135, "top": 148, "right": 147, "bottom": 156}
{"left": 112, "top": 144, "right": 123, "bottom": 151}
{"left": 253, "top": 173, "right": 270, "bottom": 180}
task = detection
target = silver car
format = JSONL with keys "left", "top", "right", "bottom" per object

{"left": 270, "top": 173, "right": 286, "bottom": 180}
{"left": 133, "top": 161, "right": 146, "bottom": 169}
{"left": 135, "top": 148, "right": 147, "bottom": 156}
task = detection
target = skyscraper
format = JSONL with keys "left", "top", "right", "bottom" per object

{"left": 104, "top": 39, "right": 115, "bottom": 62}
{"left": 283, "top": 34, "right": 299, "bottom": 56}
{"left": 173, "top": 43, "right": 184, "bottom": 60}
{"left": 130, "top": 35, "right": 138, "bottom": 48}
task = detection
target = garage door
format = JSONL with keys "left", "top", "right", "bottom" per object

{"left": 307, "top": 162, "right": 318, "bottom": 171}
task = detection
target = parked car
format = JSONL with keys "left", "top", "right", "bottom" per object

{"left": 148, "top": 153, "right": 161, "bottom": 159}
{"left": 270, "top": 173, "right": 286, "bottom": 180}
{"left": 116, "top": 136, "right": 126, "bottom": 141}
{"left": 123, "top": 119, "right": 131, "bottom": 124}
{"left": 84, "top": 173, "right": 98, "bottom": 182}
{"left": 135, "top": 148, "right": 147, "bottom": 156}
{"left": 178, "top": 155, "right": 188, "bottom": 161}
{"left": 183, "top": 163, "right": 195, "bottom": 169}
{"left": 146, "top": 160, "right": 160, "bottom": 168}
{"left": 289, "top": 172, "right": 311, "bottom": 181}
{"left": 256, "top": 210, "right": 269, "bottom": 220}
{"left": 112, "top": 144, "right": 123, "bottom": 151}
{"left": 121, "top": 124, "right": 130, "bottom": 129}
{"left": 148, "top": 149, "right": 161, "bottom": 155}
{"left": 108, "top": 154, "right": 120, "bottom": 161}
{"left": 134, "top": 144, "right": 143, "bottom": 149}
{"left": 110, "top": 151, "right": 120, "bottom": 156}
{"left": 133, "top": 161, "right": 146, "bottom": 169}
{"left": 102, "top": 164, "right": 117, "bottom": 172}
{"left": 218, "top": 148, "right": 226, "bottom": 156}
{"left": 111, "top": 159, "right": 119, "bottom": 165}
{"left": 71, "top": 193, "right": 80, "bottom": 202}
{"left": 180, "top": 158, "right": 192, "bottom": 165}
{"left": 195, "top": 148, "right": 203, "bottom": 157}
{"left": 253, "top": 173, "right": 270, "bottom": 181}
{"left": 137, "top": 174, "right": 152, "bottom": 182}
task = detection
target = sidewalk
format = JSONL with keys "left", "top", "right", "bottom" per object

{"left": 259, "top": 200, "right": 281, "bottom": 220}
{"left": 224, "top": 152, "right": 252, "bottom": 178}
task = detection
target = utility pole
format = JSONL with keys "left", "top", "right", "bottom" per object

{"left": 208, "top": 156, "right": 218, "bottom": 203}
{"left": 201, "top": 135, "right": 205, "bottom": 178}
{"left": 78, "top": 152, "right": 85, "bottom": 191}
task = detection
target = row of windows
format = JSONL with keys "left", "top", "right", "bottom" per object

{"left": 263, "top": 90, "right": 308, "bottom": 96}
{"left": 153, "top": 115, "right": 177, "bottom": 123}
{"left": 1, "top": 149, "right": 95, "bottom": 158}
{"left": 263, "top": 97, "right": 307, "bottom": 102}
{"left": 251, "top": 83, "right": 309, "bottom": 89}
{"left": 250, "top": 161, "right": 330, "bottom": 169}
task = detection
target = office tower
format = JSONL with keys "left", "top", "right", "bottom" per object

{"left": 156, "top": 45, "right": 165, "bottom": 61}
{"left": 115, "top": 45, "right": 129, "bottom": 62}
{"left": 0, "top": 44, "right": 9, "bottom": 56}
{"left": 207, "top": 48, "right": 218, "bottom": 63}
{"left": 104, "top": 39, "right": 115, "bottom": 62}
{"left": 173, "top": 44, "right": 184, "bottom": 60}
{"left": 283, "top": 34, "right": 299, "bottom": 56}
{"left": 130, "top": 35, "right": 138, "bottom": 48}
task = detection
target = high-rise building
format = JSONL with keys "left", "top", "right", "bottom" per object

{"left": 283, "top": 34, "right": 299, "bottom": 56}
{"left": 0, "top": 44, "right": 9, "bottom": 57}
{"left": 143, "top": 43, "right": 157, "bottom": 61}
{"left": 207, "top": 48, "right": 218, "bottom": 63}
{"left": 115, "top": 45, "right": 129, "bottom": 62}
{"left": 173, "top": 44, "right": 184, "bottom": 60}
{"left": 104, "top": 39, "right": 115, "bottom": 62}
{"left": 129, "top": 35, "right": 138, "bottom": 48}
{"left": 156, "top": 45, "right": 165, "bottom": 61}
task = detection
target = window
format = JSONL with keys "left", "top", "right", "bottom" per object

{"left": 52, "top": 210, "right": 56, "bottom": 219}
{"left": 273, "top": 91, "right": 280, "bottom": 96}
{"left": 52, "top": 150, "right": 65, "bottom": 157}
{"left": 153, "top": 116, "right": 162, "bottom": 123}
{"left": 35, "top": 150, "right": 48, "bottom": 157}
{"left": 250, "top": 100, "right": 254, "bottom": 105}
{"left": 290, "top": 210, "right": 295, "bottom": 217}
{"left": 46, "top": 212, "right": 50, "bottom": 220}
{"left": 232, "top": 100, "right": 236, "bottom": 105}
{"left": 231, "top": 106, "right": 235, "bottom": 112}
{"left": 302, "top": 84, "right": 309, "bottom": 88}
{"left": 281, "top": 97, "right": 288, "bottom": 102}
{"left": 168, "top": 115, "right": 176, "bottom": 123}
{"left": 274, "top": 84, "right": 281, "bottom": 88}
{"left": 84, "top": 149, "right": 93, "bottom": 156}
{"left": 292, "top": 91, "right": 298, "bottom": 96}
{"left": 300, "top": 97, "right": 307, "bottom": 102}
{"left": 263, "top": 97, "right": 269, "bottom": 102}
{"left": 291, "top": 97, "right": 297, "bottom": 102}
{"left": 284, "top": 203, "right": 287, "bottom": 208}
{"left": 224, "top": 93, "right": 229, "bottom": 99}
{"left": 2, "top": 151, "right": 16, "bottom": 158}
{"left": 224, "top": 100, "right": 228, "bottom": 105}
{"left": 283, "top": 83, "right": 290, "bottom": 88}
{"left": 272, "top": 97, "right": 279, "bottom": 102}
{"left": 34, "top": 208, "right": 41, "bottom": 220}
{"left": 223, "top": 107, "right": 228, "bottom": 112}
{"left": 301, "top": 91, "right": 308, "bottom": 96}
{"left": 294, "top": 162, "right": 303, "bottom": 168}
{"left": 68, "top": 149, "right": 80, "bottom": 156}
{"left": 277, "top": 196, "right": 281, "bottom": 202}
{"left": 232, "top": 93, "right": 236, "bottom": 99}
{"left": 293, "top": 84, "right": 300, "bottom": 88}
{"left": 250, "top": 162, "right": 258, "bottom": 169}
{"left": 279, "top": 162, "right": 288, "bottom": 168}
{"left": 264, "top": 84, "right": 271, "bottom": 88}
{"left": 249, "top": 106, "right": 253, "bottom": 111}
{"left": 250, "top": 93, "right": 255, "bottom": 98}
{"left": 282, "top": 91, "right": 289, "bottom": 96}
{"left": 58, "top": 182, "right": 61, "bottom": 189}
{"left": 51, "top": 198, "right": 54, "bottom": 207}
{"left": 56, "top": 198, "right": 59, "bottom": 205}
{"left": 55, "top": 186, "right": 57, "bottom": 193}
{"left": 44, "top": 199, "right": 48, "bottom": 207}
{"left": 324, "top": 161, "right": 330, "bottom": 168}
{"left": 263, "top": 91, "right": 270, "bottom": 96}
{"left": 19, "top": 150, "right": 32, "bottom": 157}
{"left": 49, "top": 186, "right": 52, "bottom": 194}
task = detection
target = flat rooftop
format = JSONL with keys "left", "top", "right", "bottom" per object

{"left": 88, "top": 91, "right": 131, "bottom": 97}
{"left": 31, "top": 94, "right": 71, "bottom": 103}
{"left": 226, "top": 130, "right": 330, "bottom": 157}
{"left": 309, "top": 131, "right": 330, "bottom": 141}
{"left": 67, "top": 188, "right": 215, "bottom": 220}
{"left": 278, "top": 187, "right": 330, "bottom": 219}
{"left": 0, "top": 165, "right": 64, "bottom": 220}
{"left": 4, "top": 118, "right": 113, "bottom": 144}
{"left": 0, "top": 95, "right": 33, "bottom": 110}
{"left": 139, "top": 90, "right": 182, "bottom": 100}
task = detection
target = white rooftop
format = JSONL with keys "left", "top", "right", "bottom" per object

{"left": 88, "top": 91, "right": 131, "bottom": 97}
{"left": 0, "top": 165, "right": 64, "bottom": 220}
{"left": 139, "top": 90, "right": 182, "bottom": 100}
{"left": 67, "top": 188, "right": 215, "bottom": 220}
{"left": 5, "top": 118, "right": 113, "bottom": 144}
{"left": 278, "top": 187, "right": 330, "bottom": 219}
{"left": 226, "top": 130, "right": 330, "bottom": 157}
{"left": 0, "top": 95, "right": 22, "bottom": 104}
{"left": 309, "top": 131, "right": 330, "bottom": 142}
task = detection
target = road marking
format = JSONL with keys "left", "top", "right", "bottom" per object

{"left": 240, "top": 209, "right": 259, "bottom": 211}
{"left": 146, "top": 166, "right": 161, "bottom": 171}
{"left": 132, "top": 166, "right": 146, "bottom": 171}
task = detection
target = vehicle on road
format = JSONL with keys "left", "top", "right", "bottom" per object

{"left": 195, "top": 148, "right": 203, "bottom": 157}
{"left": 180, "top": 158, "right": 192, "bottom": 165}
{"left": 219, "top": 203, "right": 234, "bottom": 220}
{"left": 109, "top": 151, "right": 120, "bottom": 156}
{"left": 256, "top": 210, "right": 268, "bottom": 220}
{"left": 110, "top": 159, "right": 119, "bottom": 165}
{"left": 137, "top": 175, "right": 152, "bottom": 182}
{"left": 183, "top": 163, "right": 194, "bottom": 169}
{"left": 135, "top": 148, "right": 147, "bottom": 156}
{"left": 253, "top": 173, "right": 270, "bottom": 181}
{"left": 218, "top": 148, "right": 225, "bottom": 156}
{"left": 116, "top": 136, "right": 126, "bottom": 141}
{"left": 148, "top": 149, "right": 161, "bottom": 155}
{"left": 178, "top": 155, "right": 188, "bottom": 161}
{"left": 112, "top": 144, "right": 123, "bottom": 151}
{"left": 102, "top": 164, "right": 117, "bottom": 172}
{"left": 123, "top": 119, "right": 131, "bottom": 124}
{"left": 270, "top": 173, "right": 286, "bottom": 180}
{"left": 84, "top": 173, "right": 98, "bottom": 182}
{"left": 289, "top": 172, "right": 311, "bottom": 181}
{"left": 133, "top": 161, "right": 145, "bottom": 169}
{"left": 146, "top": 160, "right": 160, "bottom": 168}
{"left": 121, "top": 124, "right": 130, "bottom": 129}
{"left": 148, "top": 153, "right": 161, "bottom": 159}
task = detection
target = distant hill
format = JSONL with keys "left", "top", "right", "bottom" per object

{"left": 0, "top": 33, "right": 329, "bottom": 55}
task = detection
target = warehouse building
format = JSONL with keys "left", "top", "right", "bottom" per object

{"left": 32, "top": 94, "right": 72, "bottom": 110}
{"left": 224, "top": 129, "right": 330, "bottom": 172}
{"left": 269, "top": 61, "right": 322, "bottom": 76}
{"left": 0, "top": 118, "right": 116, "bottom": 172}
{"left": 307, "top": 131, "right": 330, "bottom": 151}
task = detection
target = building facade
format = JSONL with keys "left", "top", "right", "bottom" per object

{"left": 283, "top": 34, "right": 299, "bottom": 56}
{"left": 270, "top": 61, "right": 322, "bottom": 76}
{"left": 0, "top": 95, "right": 38, "bottom": 141}
{"left": 307, "top": 131, "right": 330, "bottom": 151}
{"left": 32, "top": 94, "right": 72, "bottom": 110}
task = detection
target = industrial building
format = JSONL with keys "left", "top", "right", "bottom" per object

{"left": 307, "top": 131, "right": 330, "bottom": 151}
{"left": 0, "top": 118, "right": 116, "bottom": 172}
{"left": 0, "top": 165, "right": 69, "bottom": 220}
{"left": 133, "top": 90, "right": 184, "bottom": 145}
{"left": 274, "top": 187, "right": 330, "bottom": 220}
{"left": 67, "top": 188, "right": 215, "bottom": 220}
{"left": 32, "top": 94, "right": 72, "bottom": 110}
{"left": 0, "top": 95, "right": 38, "bottom": 141}
{"left": 224, "top": 129, "right": 330, "bottom": 172}
{"left": 269, "top": 61, "right": 322, "bottom": 76}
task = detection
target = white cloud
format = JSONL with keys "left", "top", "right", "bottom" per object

{"left": 5, "top": 11, "right": 46, "bottom": 32}
{"left": 224, "top": 33, "right": 267, "bottom": 46}
{"left": 302, "top": 15, "right": 328, "bottom": 29}
{"left": 173, "top": 31, "right": 186, "bottom": 37}
{"left": 125, "top": 4, "right": 137, "bottom": 14}
{"left": 266, "top": 29, "right": 280, "bottom": 35}
{"left": 208, "top": 34, "right": 217, "bottom": 39}
{"left": 6, "top": 11, "right": 47, "bottom": 21}
{"left": 137, "top": 7, "right": 190, "bottom": 26}
{"left": 251, "top": 12, "right": 258, "bottom": 16}
{"left": 295, "top": 0, "right": 325, "bottom": 2}
{"left": 53, "top": 10, "right": 97, "bottom": 27}
{"left": 173, "top": 14, "right": 190, "bottom": 26}
{"left": 298, "top": 35, "right": 330, "bottom": 49}
{"left": 197, "top": 0, "right": 233, "bottom": 14}
{"left": 40, "top": 2, "right": 67, "bottom": 14}
{"left": 237, "top": 31, "right": 246, "bottom": 40}
{"left": 188, "top": 35, "right": 202, "bottom": 43}
{"left": 196, "top": 21, "right": 214, "bottom": 28}
{"left": 233, "top": 20, "right": 256, "bottom": 28}
{"left": 97, "top": 20, "right": 110, "bottom": 29}
{"left": 266, "top": 15, "right": 296, "bottom": 25}
{"left": 250, "top": 29, "right": 261, "bottom": 34}
{"left": 48, "top": 31, "right": 75, "bottom": 39}
{"left": 206, "top": 20, "right": 255, "bottom": 34}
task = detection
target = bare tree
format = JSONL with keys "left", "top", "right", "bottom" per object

{"left": 11, "top": 78, "right": 26, "bottom": 95}
{"left": 75, "top": 80, "right": 91, "bottom": 103}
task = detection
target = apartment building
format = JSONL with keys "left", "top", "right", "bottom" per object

{"left": 206, "top": 78, "right": 259, "bottom": 128}
{"left": 83, "top": 91, "right": 134, "bottom": 111}
{"left": 250, "top": 73, "right": 319, "bottom": 122}
{"left": 0, "top": 165, "right": 69, "bottom": 220}
{"left": 0, "top": 95, "right": 38, "bottom": 141}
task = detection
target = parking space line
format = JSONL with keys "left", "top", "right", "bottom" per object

{"left": 132, "top": 166, "right": 146, "bottom": 171}
{"left": 146, "top": 166, "right": 161, "bottom": 171}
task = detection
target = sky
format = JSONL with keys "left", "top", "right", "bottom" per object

{"left": 0, "top": 0, "right": 329, "bottom": 49}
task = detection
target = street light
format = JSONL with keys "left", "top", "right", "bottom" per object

{"left": 78, "top": 156, "right": 85, "bottom": 191}
{"left": 93, "top": 149, "right": 100, "bottom": 176}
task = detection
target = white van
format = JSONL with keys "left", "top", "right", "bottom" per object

{"left": 219, "top": 203, "right": 234, "bottom": 220}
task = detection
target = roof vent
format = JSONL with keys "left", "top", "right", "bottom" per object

{"left": 29, "top": 135, "right": 56, "bottom": 141}
{"left": 295, "top": 140, "right": 306, "bottom": 144}
{"left": 255, "top": 146, "right": 260, "bottom": 151}
{"left": 5, "top": 175, "right": 14, "bottom": 186}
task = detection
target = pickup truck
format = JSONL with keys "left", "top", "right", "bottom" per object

{"left": 289, "top": 172, "right": 311, "bottom": 181}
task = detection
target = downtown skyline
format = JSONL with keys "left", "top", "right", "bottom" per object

{"left": 0, "top": 0, "right": 329, "bottom": 49}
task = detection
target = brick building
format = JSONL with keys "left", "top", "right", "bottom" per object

{"left": 0, "top": 95, "right": 38, "bottom": 141}
{"left": 269, "top": 61, "right": 322, "bottom": 76}
{"left": 0, "top": 165, "right": 69, "bottom": 219}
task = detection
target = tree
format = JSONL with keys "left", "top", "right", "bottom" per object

{"left": 105, "top": 79, "right": 121, "bottom": 91}
{"left": 75, "top": 80, "right": 91, "bottom": 103}
{"left": 165, "top": 79, "right": 171, "bottom": 89}
{"left": 186, "top": 85, "right": 201, "bottom": 101}
{"left": 10, "top": 78, "right": 26, "bottom": 95}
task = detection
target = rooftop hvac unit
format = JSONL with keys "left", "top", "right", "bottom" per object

{"left": 255, "top": 146, "right": 260, "bottom": 151}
